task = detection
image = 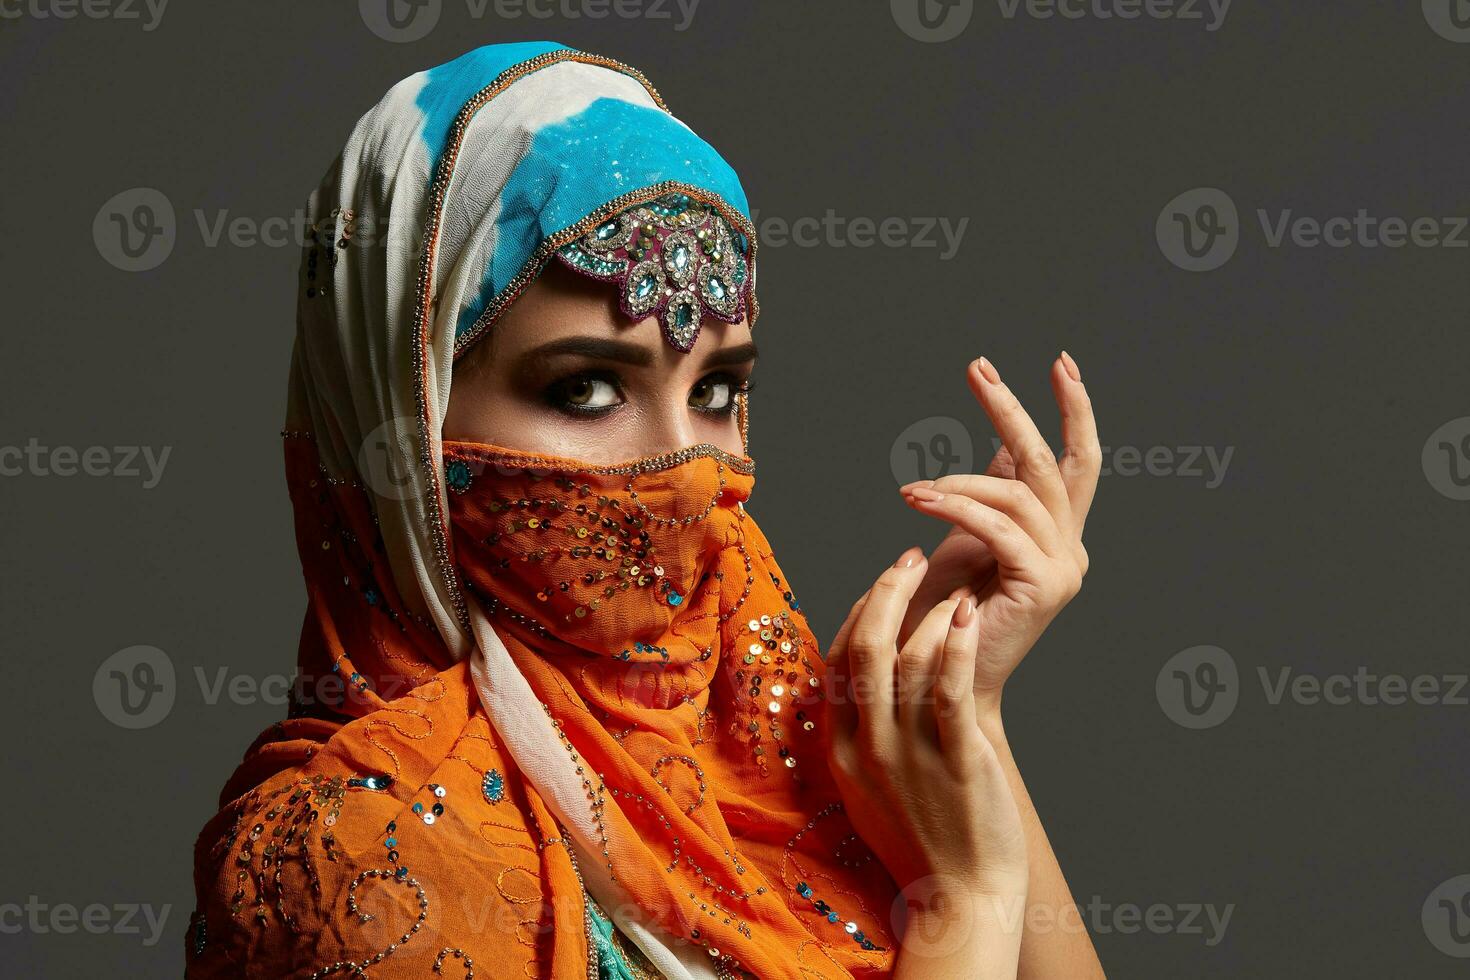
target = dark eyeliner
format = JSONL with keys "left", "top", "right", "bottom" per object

{"left": 691, "top": 371, "right": 755, "bottom": 416}
{"left": 542, "top": 370, "right": 624, "bottom": 418}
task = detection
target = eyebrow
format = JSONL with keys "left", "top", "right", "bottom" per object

{"left": 514, "top": 336, "right": 759, "bottom": 372}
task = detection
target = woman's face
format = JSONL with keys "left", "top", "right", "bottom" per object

{"left": 444, "top": 262, "right": 756, "bottom": 464}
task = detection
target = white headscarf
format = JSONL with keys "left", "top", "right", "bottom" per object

{"left": 284, "top": 41, "right": 758, "bottom": 978}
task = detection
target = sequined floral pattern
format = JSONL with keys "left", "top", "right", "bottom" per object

{"left": 556, "top": 192, "right": 755, "bottom": 352}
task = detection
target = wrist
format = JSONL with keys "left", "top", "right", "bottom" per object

{"left": 975, "top": 690, "right": 1004, "bottom": 729}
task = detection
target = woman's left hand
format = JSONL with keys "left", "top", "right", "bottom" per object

{"left": 897, "top": 352, "right": 1100, "bottom": 708}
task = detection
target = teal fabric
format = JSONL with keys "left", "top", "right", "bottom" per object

{"left": 460, "top": 94, "right": 751, "bottom": 341}
{"left": 585, "top": 889, "right": 641, "bottom": 980}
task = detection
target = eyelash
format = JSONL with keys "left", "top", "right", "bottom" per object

{"left": 545, "top": 371, "right": 753, "bottom": 418}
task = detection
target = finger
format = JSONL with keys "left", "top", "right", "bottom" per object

{"left": 967, "top": 357, "right": 1073, "bottom": 534}
{"left": 899, "top": 493, "right": 1047, "bottom": 575}
{"left": 933, "top": 595, "right": 981, "bottom": 753}
{"left": 898, "top": 445, "right": 1012, "bottom": 494}
{"left": 902, "top": 474, "right": 1066, "bottom": 557}
{"left": 847, "top": 546, "right": 929, "bottom": 730}
{"left": 896, "top": 596, "right": 963, "bottom": 734}
{"left": 985, "top": 443, "right": 1016, "bottom": 480}
{"left": 821, "top": 589, "right": 870, "bottom": 737}
{"left": 1050, "top": 351, "right": 1101, "bottom": 531}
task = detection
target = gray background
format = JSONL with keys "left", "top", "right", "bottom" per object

{"left": 2, "top": 1, "right": 1468, "bottom": 976}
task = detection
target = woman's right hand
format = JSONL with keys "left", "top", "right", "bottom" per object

{"left": 822, "top": 547, "right": 1028, "bottom": 976}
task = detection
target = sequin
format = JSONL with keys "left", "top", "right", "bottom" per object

{"left": 346, "top": 774, "right": 394, "bottom": 791}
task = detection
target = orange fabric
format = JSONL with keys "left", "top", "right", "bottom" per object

{"left": 188, "top": 435, "right": 901, "bottom": 978}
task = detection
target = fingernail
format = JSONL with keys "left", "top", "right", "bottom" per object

{"left": 976, "top": 356, "right": 1001, "bottom": 385}
{"left": 894, "top": 546, "right": 923, "bottom": 568}
{"left": 1060, "top": 350, "right": 1082, "bottom": 382}
{"left": 952, "top": 596, "right": 976, "bottom": 628}
{"left": 908, "top": 486, "right": 944, "bottom": 503}
{"left": 900, "top": 479, "right": 936, "bottom": 492}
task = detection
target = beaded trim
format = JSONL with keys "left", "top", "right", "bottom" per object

{"left": 556, "top": 192, "right": 754, "bottom": 352}
{"left": 443, "top": 441, "right": 754, "bottom": 478}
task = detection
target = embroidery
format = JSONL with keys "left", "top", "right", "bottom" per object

{"left": 782, "top": 803, "right": 888, "bottom": 955}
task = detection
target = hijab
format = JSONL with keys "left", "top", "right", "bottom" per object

{"left": 188, "top": 42, "right": 901, "bottom": 979}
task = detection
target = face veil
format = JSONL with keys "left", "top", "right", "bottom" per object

{"left": 188, "top": 42, "right": 900, "bottom": 980}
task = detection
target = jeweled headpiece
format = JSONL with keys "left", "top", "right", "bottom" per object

{"left": 555, "top": 191, "right": 754, "bottom": 352}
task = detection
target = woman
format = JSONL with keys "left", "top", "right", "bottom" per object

{"left": 188, "top": 41, "right": 1103, "bottom": 979}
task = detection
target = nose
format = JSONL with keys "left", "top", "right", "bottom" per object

{"left": 637, "top": 400, "right": 701, "bottom": 458}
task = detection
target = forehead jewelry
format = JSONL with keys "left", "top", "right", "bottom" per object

{"left": 555, "top": 192, "right": 754, "bottom": 352}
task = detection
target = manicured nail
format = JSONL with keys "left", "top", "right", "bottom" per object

{"left": 1060, "top": 350, "right": 1082, "bottom": 382}
{"left": 976, "top": 356, "right": 1001, "bottom": 385}
{"left": 900, "top": 479, "right": 936, "bottom": 493}
{"left": 908, "top": 486, "right": 944, "bottom": 503}
{"left": 894, "top": 546, "right": 924, "bottom": 568}
{"left": 952, "top": 596, "right": 976, "bottom": 628}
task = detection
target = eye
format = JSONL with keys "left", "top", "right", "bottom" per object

{"left": 545, "top": 372, "right": 623, "bottom": 416}
{"left": 689, "top": 372, "right": 751, "bottom": 414}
